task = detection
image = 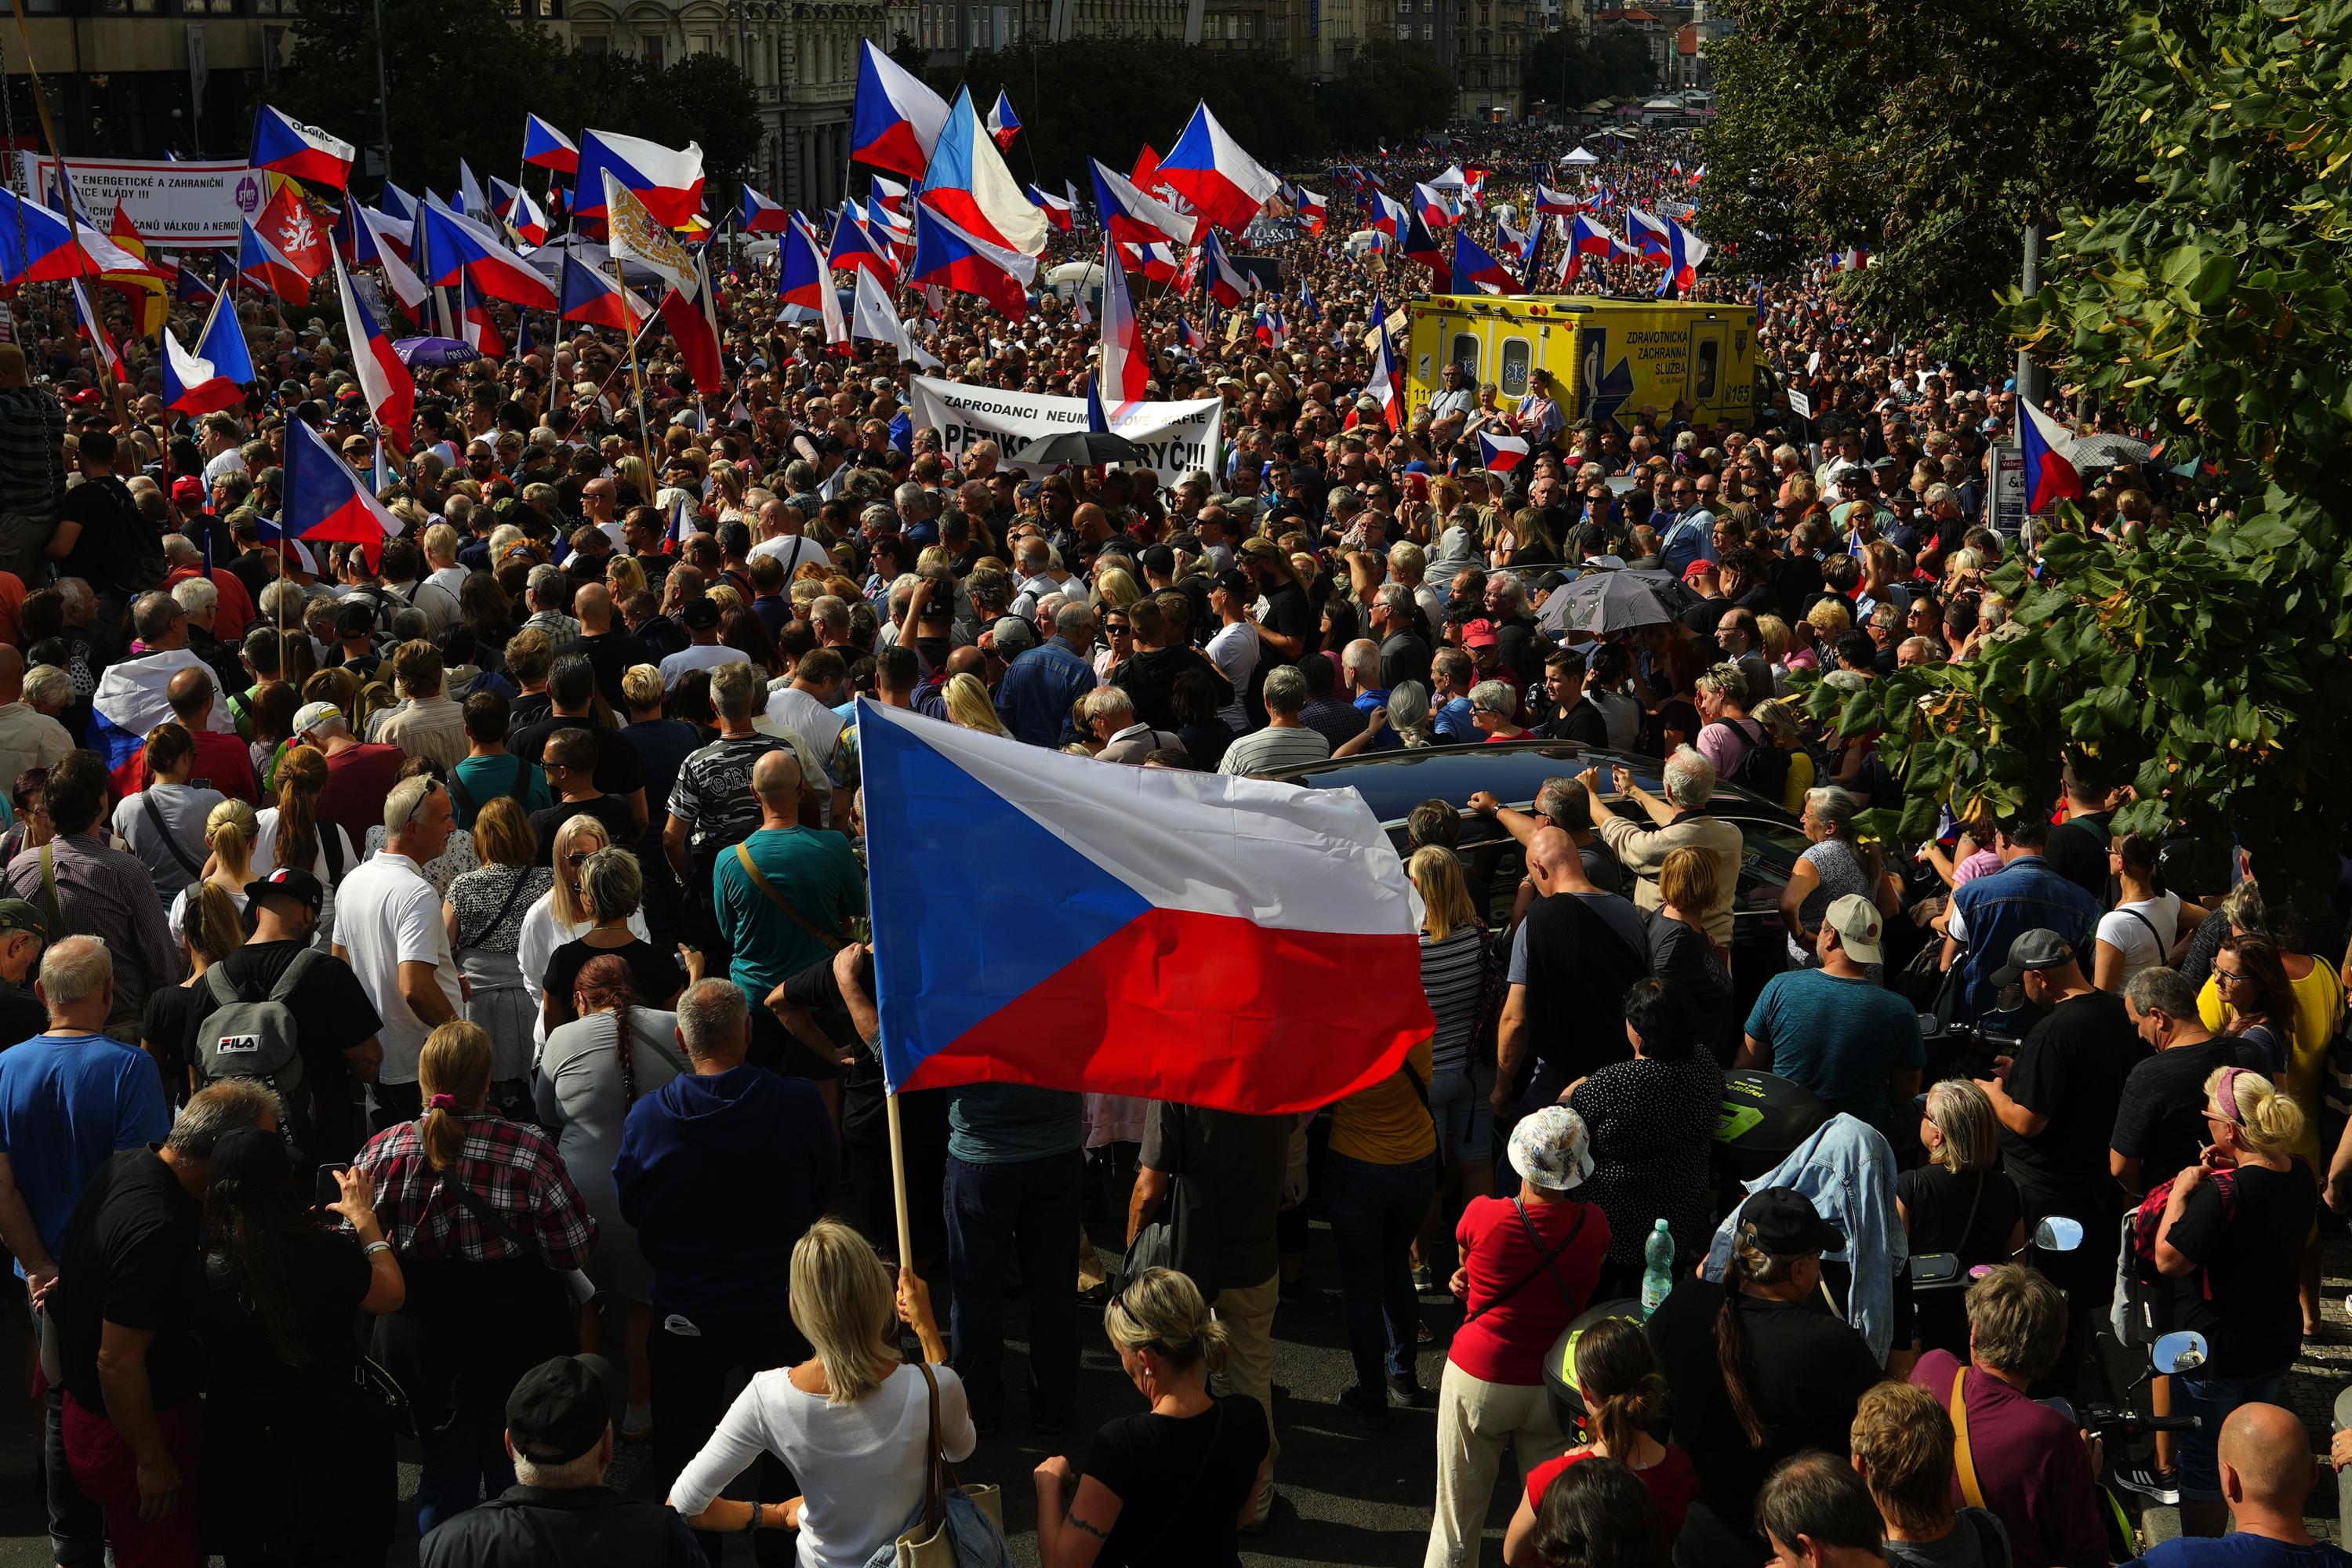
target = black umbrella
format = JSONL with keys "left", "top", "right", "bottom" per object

{"left": 1021, "top": 430, "right": 1149, "bottom": 466}
{"left": 1537, "top": 568, "right": 1699, "bottom": 634}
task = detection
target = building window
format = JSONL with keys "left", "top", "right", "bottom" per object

{"left": 641, "top": 33, "right": 663, "bottom": 65}
{"left": 580, "top": 30, "right": 608, "bottom": 52}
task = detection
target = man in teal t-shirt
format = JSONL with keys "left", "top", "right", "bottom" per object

{"left": 1740, "top": 893, "right": 1923, "bottom": 1128}
{"left": 713, "top": 750, "right": 863, "bottom": 1066}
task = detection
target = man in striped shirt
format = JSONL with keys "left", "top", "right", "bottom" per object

{"left": 1220, "top": 664, "right": 1333, "bottom": 777}
{"left": 0, "top": 346, "right": 65, "bottom": 585}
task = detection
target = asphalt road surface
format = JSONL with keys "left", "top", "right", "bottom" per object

{"left": 1, "top": 1222, "right": 2347, "bottom": 1566}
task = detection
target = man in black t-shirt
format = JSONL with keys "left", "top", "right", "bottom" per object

{"left": 2111, "top": 966, "right": 2261, "bottom": 1198}
{"left": 1239, "top": 539, "right": 1313, "bottom": 669}
{"left": 191, "top": 870, "right": 383, "bottom": 1164}
{"left": 2042, "top": 766, "right": 2118, "bottom": 902}
{"left": 50, "top": 1089, "right": 278, "bottom": 1563}
{"left": 509, "top": 655, "right": 649, "bottom": 826}
{"left": 529, "top": 728, "right": 644, "bottom": 866}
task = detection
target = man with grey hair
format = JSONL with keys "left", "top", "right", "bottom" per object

{"left": 2111, "top": 964, "right": 2241, "bottom": 1199}
{"left": 1220, "top": 665, "right": 1330, "bottom": 775}
{"left": 995, "top": 598, "right": 1098, "bottom": 748}
{"left": 0, "top": 930, "right": 169, "bottom": 1566}
{"left": 895, "top": 480, "right": 939, "bottom": 546}
{"left": 1084, "top": 686, "right": 1178, "bottom": 764}
{"left": 1577, "top": 750, "right": 1744, "bottom": 942}
{"left": 521, "top": 564, "right": 581, "bottom": 651}
{"left": 332, "top": 773, "right": 459, "bottom": 1123}
{"left": 49, "top": 1080, "right": 278, "bottom": 1559}
{"left": 614, "top": 976, "right": 834, "bottom": 1547}
{"left": 0, "top": 645, "right": 71, "bottom": 796}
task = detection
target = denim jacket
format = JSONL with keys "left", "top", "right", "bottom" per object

{"left": 1704, "top": 1112, "right": 1907, "bottom": 1365}
{"left": 1947, "top": 854, "right": 2103, "bottom": 1022}
{"left": 994, "top": 637, "right": 1098, "bottom": 749}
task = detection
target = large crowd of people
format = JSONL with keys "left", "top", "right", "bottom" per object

{"left": 0, "top": 114, "right": 2337, "bottom": 1568}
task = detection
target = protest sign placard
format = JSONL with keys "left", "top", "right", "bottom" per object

{"left": 909, "top": 377, "right": 1223, "bottom": 487}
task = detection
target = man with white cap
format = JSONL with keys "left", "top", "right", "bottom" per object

{"left": 290, "top": 699, "right": 405, "bottom": 853}
{"left": 1738, "top": 893, "right": 1923, "bottom": 1131}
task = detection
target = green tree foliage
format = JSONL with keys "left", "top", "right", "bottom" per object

{"left": 1698, "top": 0, "right": 2121, "bottom": 362}
{"left": 1523, "top": 24, "right": 1657, "bottom": 114}
{"left": 949, "top": 36, "right": 1454, "bottom": 183}
{"left": 265, "top": 0, "right": 761, "bottom": 198}
{"left": 1806, "top": 0, "right": 2352, "bottom": 907}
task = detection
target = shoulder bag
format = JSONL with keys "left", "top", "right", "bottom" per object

{"left": 140, "top": 791, "right": 205, "bottom": 881}
{"left": 894, "top": 1361, "right": 1006, "bottom": 1568}
{"left": 457, "top": 866, "right": 538, "bottom": 953}
{"left": 1949, "top": 1367, "right": 1987, "bottom": 1508}
{"left": 1465, "top": 1199, "right": 1588, "bottom": 1324}
{"left": 732, "top": 840, "right": 846, "bottom": 953}
{"left": 1119, "top": 1107, "right": 1222, "bottom": 1303}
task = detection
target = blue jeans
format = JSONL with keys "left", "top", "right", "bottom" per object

{"left": 414, "top": 1403, "right": 513, "bottom": 1536}
{"left": 944, "top": 1148, "right": 1083, "bottom": 1428}
{"left": 2175, "top": 1364, "right": 2288, "bottom": 1501}
{"left": 1323, "top": 1150, "right": 1436, "bottom": 1396}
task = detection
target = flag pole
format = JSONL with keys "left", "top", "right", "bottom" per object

{"left": 886, "top": 1087, "right": 913, "bottom": 1272}
{"left": 611, "top": 252, "right": 655, "bottom": 466}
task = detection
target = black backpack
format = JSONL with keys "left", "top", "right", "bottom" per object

{"left": 1708, "top": 717, "right": 1791, "bottom": 800}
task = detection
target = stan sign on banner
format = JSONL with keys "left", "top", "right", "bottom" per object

{"left": 10, "top": 157, "right": 260, "bottom": 248}
{"left": 908, "top": 377, "right": 1223, "bottom": 487}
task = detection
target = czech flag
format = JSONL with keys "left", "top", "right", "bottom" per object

{"left": 1202, "top": 228, "right": 1251, "bottom": 307}
{"left": 1562, "top": 213, "right": 1619, "bottom": 286}
{"left": 1117, "top": 239, "right": 1179, "bottom": 285}
{"left": 492, "top": 179, "right": 552, "bottom": 247}
{"left": 869, "top": 173, "right": 910, "bottom": 214}
{"left": 1157, "top": 101, "right": 1279, "bottom": 235}
{"left": 828, "top": 205, "right": 898, "bottom": 286}
{"left": 283, "top": 409, "right": 406, "bottom": 550}
{"left": 0, "top": 187, "right": 139, "bottom": 284}
{"left": 2020, "top": 400, "right": 2083, "bottom": 513}
{"left": 174, "top": 260, "right": 219, "bottom": 307}
{"left": 333, "top": 254, "right": 415, "bottom": 447}
{"left": 1478, "top": 431, "right": 1530, "bottom": 474}
{"left": 908, "top": 202, "right": 1035, "bottom": 321}
{"left": 985, "top": 89, "right": 1021, "bottom": 151}
{"left": 419, "top": 196, "right": 558, "bottom": 309}
{"left": 1834, "top": 247, "right": 1870, "bottom": 271}
{"left": 1370, "top": 190, "right": 1410, "bottom": 245}
{"left": 250, "top": 105, "right": 354, "bottom": 189}
{"left": 90, "top": 644, "right": 241, "bottom": 771}
{"left": 1535, "top": 183, "right": 1583, "bottom": 217}
{"left": 1028, "top": 183, "right": 1073, "bottom": 233}
{"left": 1174, "top": 316, "right": 1200, "bottom": 353}
{"left": 70, "top": 280, "right": 125, "bottom": 385}
{"left": 1090, "top": 158, "right": 1194, "bottom": 249}
{"left": 379, "top": 180, "right": 419, "bottom": 225}
{"left": 1296, "top": 187, "right": 1327, "bottom": 234}
{"left": 1657, "top": 220, "right": 1709, "bottom": 299}
{"left": 334, "top": 198, "right": 379, "bottom": 267}
{"left": 858, "top": 700, "right": 1432, "bottom": 1112}
{"left": 575, "top": 129, "right": 706, "bottom": 227}
{"left": 1413, "top": 181, "right": 1454, "bottom": 228}
{"left": 918, "top": 86, "right": 1047, "bottom": 257}
{"left": 360, "top": 206, "right": 428, "bottom": 311}
{"left": 1096, "top": 233, "right": 1147, "bottom": 419}
{"left": 1131, "top": 142, "right": 1163, "bottom": 192}
{"left": 1362, "top": 319, "right": 1403, "bottom": 433}
{"left": 456, "top": 161, "right": 491, "bottom": 219}
{"left": 558, "top": 251, "right": 650, "bottom": 332}
{"left": 658, "top": 256, "right": 724, "bottom": 396}
{"left": 460, "top": 274, "right": 507, "bottom": 358}
{"left": 1624, "top": 208, "right": 1671, "bottom": 263}
{"left": 851, "top": 39, "right": 950, "bottom": 180}
{"left": 162, "top": 295, "right": 254, "bottom": 416}
{"left": 741, "top": 184, "right": 793, "bottom": 234}
{"left": 779, "top": 221, "right": 848, "bottom": 344}
{"left": 851, "top": 266, "right": 938, "bottom": 368}
{"left": 1400, "top": 206, "right": 1446, "bottom": 274}
{"left": 522, "top": 113, "right": 579, "bottom": 175}
{"left": 239, "top": 218, "right": 314, "bottom": 303}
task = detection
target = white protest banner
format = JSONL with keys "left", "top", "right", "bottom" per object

{"left": 10, "top": 157, "right": 260, "bottom": 249}
{"left": 909, "top": 376, "right": 1223, "bottom": 488}
{"left": 1786, "top": 387, "right": 1813, "bottom": 419}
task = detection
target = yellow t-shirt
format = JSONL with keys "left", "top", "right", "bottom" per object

{"left": 1328, "top": 1037, "right": 1439, "bottom": 1166}
{"left": 2198, "top": 958, "right": 2343, "bottom": 1157}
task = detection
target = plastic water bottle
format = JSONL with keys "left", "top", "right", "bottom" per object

{"left": 1640, "top": 1219, "right": 1676, "bottom": 1319}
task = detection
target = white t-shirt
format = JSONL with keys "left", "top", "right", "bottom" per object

{"left": 202, "top": 448, "right": 248, "bottom": 487}
{"left": 515, "top": 888, "right": 652, "bottom": 1051}
{"left": 331, "top": 851, "right": 460, "bottom": 1084}
{"left": 2096, "top": 891, "right": 2182, "bottom": 987}
{"left": 670, "top": 1363, "right": 975, "bottom": 1568}
{"left": 250, "top": 808, "right": 359, "bottom": 949}
{"left": 764, "top": 685, "right": 846, "bottom": 779}
{"left": 1205, "top": 621, "right": 1260, "bottom": 730}
{"left": 659, "top": 644, "right": 750, "bottom": 693}
{"left": 749, "top": 533, "right": 828, "bottom": 576}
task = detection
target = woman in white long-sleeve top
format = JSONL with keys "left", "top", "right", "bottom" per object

{"left": 668, "top": 1218, "right": 971, "bottom": 1568}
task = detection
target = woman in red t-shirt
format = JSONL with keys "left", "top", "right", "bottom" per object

{"left": 1502, "top": 1317, "right": 1697, "bottom": 1565}
{"left": 1425, "top": 1107, "right": 1613, "bottom": 1568}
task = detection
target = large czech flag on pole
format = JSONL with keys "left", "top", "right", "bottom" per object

{"left": 282, "top": 412, "right": 406, "bottom": 550}
{"left": 574, "top": 129, "right": 705, "bottom": 226}
{"left": 851, "top": 39, "right": 951, "bottom": 179}
{"left": 250, "top": 106, "right": 354, "bottom": 189}
{"left": 858, "top": 700, "right": 1432, "bottom": 1112}
{"left": 917, "top": 86, "right": 1047, "bottom": 257}
{"left": 1157, "top": 102, "right": 1280, "bottom": 236}
{"left": 2020, "top": 399, "right": 2085, "bottom": 514}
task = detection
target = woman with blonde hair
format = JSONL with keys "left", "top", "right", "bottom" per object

{"left": 944, "top": 671, "right": 1008, "bottom": 737}
{"left": 1896, "top": 1080, "right": 2023, "bottom": 1356}
{"left": 540, "top": 845, "right": 690, "bottom": 1034}
{"left": 140, "top": 881, "right": 245, "bottom": 1104}
{"left": 249, "top": 744, "right": 358, "bottom": 949}
{"left": 671, "top": 1220, "right": 964, "bottom": 1565}
{"left": 1410, "top": 846, "right": 1497, "bottom": 1269}
{"left": 2152, "top": 1065, "right": 2311, "bottom": 1537}
{"left": 1747, "top": 699, "right": 1813, "bottom": 814}
{"left": 516, "top": 814, "right": 648, "bottom": 1054}
{"left": 444, "top": 796, "right": 554, "bottom": 1112}
{"left": 173, "top": 797, "right": 259, "bottom": 936}
{"left": 606, "top": 553, "right": 648, "bottom": 605}
{"left": 1033, "top": 1266, "right": 1271, "bottom": 1568}
{"left": 358, "top": 1019, "right": 595, "bottom": 1531}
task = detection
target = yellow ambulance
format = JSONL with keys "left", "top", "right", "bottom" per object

{"left": 1404, "top": 296, "right": 1759, "bottom": 430}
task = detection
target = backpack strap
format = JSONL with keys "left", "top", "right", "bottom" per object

{"left": 268, "top": 946, "right": 325, "bottom": 1004}
{"left": 140, "top": 791, "right": 205, "bottom": 881}
{"left": 320, "top": 823, "right": 345, "bottom": 883}
{"left": 447, "top": 769, "right": 477, "bottom": 820}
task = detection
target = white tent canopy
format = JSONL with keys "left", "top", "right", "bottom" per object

{"left": 1428, "top": 164, "right": 1469, "bottom": 190}
{"left": 1562, "top": 146, "right": 1600, "bottom": 165}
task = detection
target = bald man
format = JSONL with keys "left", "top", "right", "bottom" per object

{"left": 1491, "top": 822, "right": 1650, "bottom": 1141}
{"left": 913, "top": 645, "right": 988, "bottom": 724}
{"left": 573, "top": 580, "right": 650, "bottom": 711}
{"left": 713, "top": 746, "right": 864, "bottom": 1082}
{"left": 109, "top": 664, "right": 258, "bottom": 801}
{"left": 2139, "top": 1401, "right": 2336, "bottom": 1548}
{"left": 0, "top": 646, "right": 72, "bottom": 794}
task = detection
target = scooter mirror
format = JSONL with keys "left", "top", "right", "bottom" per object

{"left": 2152, "top": 1330, "right": 2209, "bottom": 1376}
{"left": 2033, "top": 1216, "right": 2085, "bottom": 1253}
